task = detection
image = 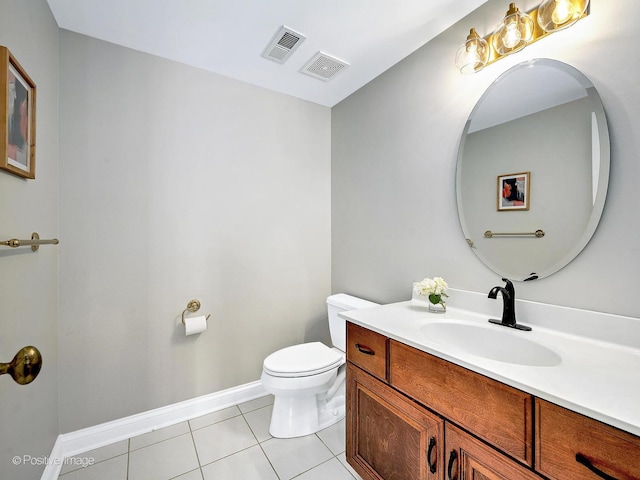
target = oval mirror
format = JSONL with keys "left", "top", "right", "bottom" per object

{"left": 456, "top": 59, "right": 610, "bottom": 281}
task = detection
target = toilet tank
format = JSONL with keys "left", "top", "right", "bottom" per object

{"left": 326, "top": 294, "right": 379, "bottom": 352}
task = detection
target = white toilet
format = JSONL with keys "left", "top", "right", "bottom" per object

{"left": 261, "top": 293, "right": 378, "bottom": 438}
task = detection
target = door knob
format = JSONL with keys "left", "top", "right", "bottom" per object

{"left": 0, "top": 346, "right": 42, "bottom": 385}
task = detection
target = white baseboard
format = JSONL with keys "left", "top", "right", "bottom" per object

{"left": 41, "top": 381, "right": 266, "bottom": 480}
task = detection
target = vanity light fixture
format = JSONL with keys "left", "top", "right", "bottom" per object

{"left": 455, "top": 0, "right": 590, "bottom": 74}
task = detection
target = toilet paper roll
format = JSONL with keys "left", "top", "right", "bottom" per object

{"left": 184, "top": 315, "right": 208, "bottom": 336}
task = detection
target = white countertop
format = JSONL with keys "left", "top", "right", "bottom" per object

{"left": 341, "top": 301, "right": 640, "bottom": 437}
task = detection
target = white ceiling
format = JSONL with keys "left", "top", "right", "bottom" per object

{"left": 46, "top": 0, "right": 488, "bottom": 107}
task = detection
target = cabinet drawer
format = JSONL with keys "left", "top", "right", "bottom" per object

{"left": 346, "top": 323, "right": 387, "bottom": 381}
{"left": 536, "top": 399, "right": 640, "bottom": 480}
{"left": 389, "top": 340, "right": 533, "bottom": 466}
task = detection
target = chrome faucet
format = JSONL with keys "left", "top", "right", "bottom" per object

{"left": 488, "top": 278, "right": 531, "bottom": 331}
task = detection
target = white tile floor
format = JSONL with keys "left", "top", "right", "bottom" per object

{"left": 57, "top": 395, "right": 363, "bottom": 480}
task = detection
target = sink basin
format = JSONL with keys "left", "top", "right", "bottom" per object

{"left": 420, "top": 321, "right": 562, "bottom": 367}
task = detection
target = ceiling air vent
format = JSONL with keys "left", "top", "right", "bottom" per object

{"left": 262, "top": 26, "right": 306, "bottom": 64}
{"left": 301, "top": 51, "right": 350, "bottom": 82}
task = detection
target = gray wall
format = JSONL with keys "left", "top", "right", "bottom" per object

{"left": 0, "top": 0, "right": 59, "bottom": 478}
{"left": 332, "top": 0, "right": 640, "bottom": 318}
{"left": 58, "top": 32, "right": 331, "bottom": 432}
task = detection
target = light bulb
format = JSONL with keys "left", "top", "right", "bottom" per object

{"left": 552, "top": 0, "right": 575, "bottom": 24}
{"left": 456, "top": 44, "right": 482, "bottom": 74}
{"left": 537, "top": 0, "right": 588, "bottom": 32}
{"left": 455, "top": 28, "right": 489, "bottom": 74}
{"left": 503, "top": 22, "right": 522, "bottom": 48}
{"left": 492, "top": 4, "right": 533, "bottom": 55}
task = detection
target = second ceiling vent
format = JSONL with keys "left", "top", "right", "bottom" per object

{"left": 301, "top": 52, "right": 350, "bottom": 81}
{"left": 262, "top": 26, "right": 306, "bottom": 64}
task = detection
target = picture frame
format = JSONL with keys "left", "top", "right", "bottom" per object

{"left": 497, "top": 172, "right": 530, "bottom": 211}
{"left": 0, "top": 46, "right": 36, "bottom": 179}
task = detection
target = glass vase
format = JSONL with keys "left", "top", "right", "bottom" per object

{"left": 428, "top": 300, "right": 446, "bottom": 313}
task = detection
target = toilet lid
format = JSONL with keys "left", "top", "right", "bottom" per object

{"left": 263, "top": 342, "right": 344, "bottom": 378}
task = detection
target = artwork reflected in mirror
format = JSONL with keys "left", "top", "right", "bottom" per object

{"left": 498, "top": 172, "right": 530, "bottom": 211}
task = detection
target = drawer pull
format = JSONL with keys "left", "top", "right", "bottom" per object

{"left": 447, "top": 450, "right": 458, "bottom": 480}
{"left": 355, "top": 344, "right": 375, "bottom": 355}
{"left": 576, "top": 453, "right": 620, "bottom": 480}
{"left": 427, "top": 436, "right": 437, "bottom": 474}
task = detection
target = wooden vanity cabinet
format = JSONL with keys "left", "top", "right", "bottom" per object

{"left": 346, "top": 322, "right": 640, "bottom": 480}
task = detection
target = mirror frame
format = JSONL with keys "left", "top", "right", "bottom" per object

{"left": 456, "top": 58, "right": 610, "bottom": 281}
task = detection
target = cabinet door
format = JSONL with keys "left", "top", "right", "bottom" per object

{"left": 347, "top": 363, "right": 444, "bottom": 480}
{"left": 445, "top": 424, "right": 541, "bottom": 480}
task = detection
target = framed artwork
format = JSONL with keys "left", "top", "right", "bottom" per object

{"left": 497, "top": 172, "right": 530, "bottom": 211}
{"left": 1, "top": 47, "right": 36, "bottom": 179}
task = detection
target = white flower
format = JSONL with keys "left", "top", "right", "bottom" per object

{"left": 414, "top": 277, "right": 449, "bottom": 297}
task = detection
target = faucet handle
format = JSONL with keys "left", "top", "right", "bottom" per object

{"left": 501, "top": 278, "right": 515, "bottom": 295}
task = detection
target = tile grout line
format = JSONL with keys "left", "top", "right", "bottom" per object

{"left": 56, "top": 445, "right": 131, "bottom": 478}
{"left": 190, "top": 410, "right": 272, "bottom": 475}
{"left": 242, "top": 410, "right": 282, "bottom": 480}
{"left": 244, "top": 410, "right": 283, "bottom": 480}
{"left": 238, "top": 397, "right": 283, "bottom": 479}
{"left": 313, "top": 428, "right": 359, "bottom": 480}
{"left": 186, "top": 418, "right": 205, "bottom": 480}
{"left": 317, "top": 432, "right": 359, "bottom": 479}
{"left": 289, "top": 455, "right": 334, "bottom": 479}
{"left": 188, "top": 406, "right": 243, "bottom": 434}
{"left": 126, "top": 438, "right": 130, "bottom": 480}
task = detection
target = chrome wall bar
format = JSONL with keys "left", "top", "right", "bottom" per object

{"left": 2, "top": 232, "right": 59, "bottom": 251}
{"left": 484, "top": 229, "right": 545, "bottom": 238}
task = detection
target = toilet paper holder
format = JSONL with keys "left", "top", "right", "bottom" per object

{"left": 181, "top": 299, "right": 211, "bottom": 324}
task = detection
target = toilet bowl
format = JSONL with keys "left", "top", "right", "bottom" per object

{"left": 261, "top": 294, "right": 378, "bottom": 438}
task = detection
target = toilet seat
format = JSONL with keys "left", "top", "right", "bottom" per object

{"left": 263, "top": 342, "right": 343, "bottom": 378}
